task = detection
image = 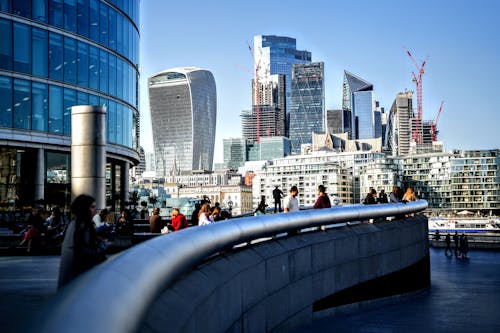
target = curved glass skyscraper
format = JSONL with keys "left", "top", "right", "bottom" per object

{"left": 148, "top": 67, "right": 216, "bottom": 175}
{"left": 0, "top": 0, "right": 140, "bottom": 213}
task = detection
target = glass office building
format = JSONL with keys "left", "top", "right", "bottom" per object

{"left": 289, "top": 62, "right": 325, "bottom": 154}
{"left": 342, "top": 71, "right": 374, "bottom": 140}
{"left": 0, "top": 0, "right": 140, "bottom": 215}
{"left": 148, "top": 67, "right": 217, "bottom": 175}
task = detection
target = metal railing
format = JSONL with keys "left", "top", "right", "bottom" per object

{"left": 32, "top": 200, "right": 428, "bottom": 333}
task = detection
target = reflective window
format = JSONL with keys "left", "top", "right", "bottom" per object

{"left": 108, "top": 53, "right": 116, "bottom": 96}
{"left": 63, "top": 36, "right": 76, "bottom": 83}
{"left": 127, "top": 107, "right": 132, "bottom": 147}
{"left": 122, "top": 61, "right": 128, "bottom": 102}
{"left": 108, "top": 100, "right": 116, "bottom": 143}
{"left": 49, "top": 32, "right": 63, "bottom": 80}
{"left": 77, "top": 0, "right": 89, "bottom": 37}
{"left": 63, "top": 88, "right": 75, "bottom": 135}
{"left": 0, "top": 19, "right": 12, "bottom": 70}
{"left": 99, "top": 2, "right": 108, "bottom": 46}
{"left": 116, "top": 12, "right": 123, "bottom": 54}
{"left": 89, "top": 94, "right": 98, "bottom": 105}
{"left": 77, "top": 91, "right": 88, "bottom": 105}
{"left": 116, "top": 57, "right": 123, "bottom": 99}
{"left": 63, "top": 0, "right": 76, "bottom": 32}
{"left": 0, "top": 76, "right": 12, "bottom": 127}
{"left": 46, "top": 152, "right": 69, "bottom": 183}
{"left": 13, "top": 23, "right": 30, "bottom": 74}
{"left": 49, "top": 0, "right": 63, "bottom": 28}
{"left": 99, "top": 50, "right": 108, "bottom": 93}
{"left": 108, "top": 7, "right": 116, "bottom": 51}
{"left": 77, "top": 41, "right": 89, "bottom": 87}
{"left": 32, "top": 28, "right": 48, "bottom": 77}
{"left": 12, "top": 0, "right": 30, "bottom": 18}
{"left": 32, "top": 82, "right": 48, "bottom": 131}
{"left": 88, "top": 45, "right": 99, "bottom": 90}
{"left": 122, "top": 18, "right": 129, "bottom": 60}
{"left": 49, "top": 85, "right": 63, "bottom": 133}
{"left": 0, "top": 0, "right": 11, "bottom": 12}
{"left": 116, "top": 102, "right": 122, "bottom": 145}
{"left": 88, "top": 0, "right": 98, "bottom": 42}
{"left": 32, "top": 0, "right": 48, "bottom": 22}
{"left": 13, "top": 79, "right": 31, "bottom": 130}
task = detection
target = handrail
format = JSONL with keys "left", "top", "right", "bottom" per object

{"left": 32, "top": 201, "right": 428, "bottom": 333}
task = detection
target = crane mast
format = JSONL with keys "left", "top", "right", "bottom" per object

{"left": 406, "top": 49, "right": 427, "bottom": 144}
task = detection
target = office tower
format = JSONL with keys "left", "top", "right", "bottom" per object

{"left": 342, "top": 71, "right": 376, "bottom": 140}
{"left": 0, "top": 0, "right": 140, "bottom": 211}
{"left": 259, "top": 136, "right": 291, "bottom": 160}
{"left": 253, "top": 35, "right": 311, "bottom": 127}
{"left": 326, "top": 109, "right": 345, "bottom": 134}
{"left": 289, "top": 62, "right": 325, "bottom": 154}
{"left": 149, "top": 67, "right": 217, "bottom": 175}
{"left": 387, "top": 91, "right": 413, "bottom": 156}
{"left": 223, "top": 138, "right": 248, "bottom": 170}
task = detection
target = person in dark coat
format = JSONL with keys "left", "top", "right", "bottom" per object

{"left": 58, "top": 195, "right": 106, "bottom": 288}
{"left": 453, "top": 232, "right": 459, "bottom": 258}
{"left": 272, "top": 186, "right": 283, "bottom": 213}
{"left": 444, "top": 234, "right": 452, "bottom": 256}
{"left": 313, "top": 185, "right": 332, "bottom": 209}
{"left": 149, "top": 208, "right": 162, "bottom": 233}
{"left": 378, "top": 189, "right": 388, "bottom": 203}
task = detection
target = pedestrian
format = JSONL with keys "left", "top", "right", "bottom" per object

{"left": 149, "top": 208, "right": 162, "bottom": 233}
{"left": 363, "top": 189, "right": 377, "bottom": 205}
{"left": 283, "top": 186, "right": 299, "bottom": 213}
{"left": 191, "top": 203, "right": 201, "bottom": 226}
{"left": 171, "top": 208, "right": 188, "bottom": 231}
{"left": 402, "top": 187, "right": 417, "bottom": 202}
{"left": 19, "top": 206, "right": 45, "bottom": 253}
{"left": 92, "top": 208, "right": 108, "bottom": 229}
{"left": 198, "top": 202, "right": 214, "bottom": 226}
{"left": 313, "top": 185, "right": 331, "bottom": 209}
{"left": 140, "top": 201, "right": 149, "bottom": 219}
{"left": 255, "top": 195, "right": 267, "bottom": 215}
{"left": 453, "top": 232, "right": 459, "bottom": 258}
{"left": 45, "top": 206, "right": 67, "bottom": 246}
{"left": 58, "top": 194, "right": 106, "bottom": 288}
{"left": 445, "top": 233, "right": 452, "bottom": 256}
{"left": 272, "top": 186, "right": 283, "bottom": 213}
{"left": 389, "top": 186, "right": 400, "bottom": 203}
{"left": 378, "top": 189, "right": 388, "bottom": 203}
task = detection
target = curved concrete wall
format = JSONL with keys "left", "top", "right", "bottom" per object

{"left": 140, "top": 215, "right": 429, "bottom": 332}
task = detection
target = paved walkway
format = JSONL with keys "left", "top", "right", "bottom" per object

{"left": 0, "top": 248, "right": 499, "bottom": 332}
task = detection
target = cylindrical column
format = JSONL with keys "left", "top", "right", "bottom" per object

{"left": 34, "top": 148, "right": 45, "bottom": 203}
{"left": 71, "top": 105, "right": 106, "bottom": 210}
{"left": 121, "top": 161, "right": 130, "bottom": 208}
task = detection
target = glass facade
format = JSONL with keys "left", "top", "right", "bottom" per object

{"left": 342, "top": 71, "right": 375, "bottom": 140}
{"left": 0, "top": 0, "right": 140, "bottom": 213}
{"left": 289, "top": 62, "right": 325, "bottom": 154}
{"left": 149, "top": 68, "right": 217, "bottom": 174}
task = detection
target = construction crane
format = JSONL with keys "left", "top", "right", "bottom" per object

{"left": 405, "top": 49, "right": 428, "bottom": 144}
{"left": 431, "top": 100, "right": 444, "bottom": 141}
{"left": 247, "top": 42, "right": 262, "bottom": 143}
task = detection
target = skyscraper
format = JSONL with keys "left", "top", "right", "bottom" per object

{"left": 387, "top": 91, "right": 413, "bottom": 156}
{"left": 0, "top": 0, "right": 140, "bottom": 211}
{"left": 253, "top": 35, "right": 311, "bottom": 129}
{"left": 148, "top": 67, "right": 216, "bottom": 175}
{"left": 223, "top": 138, "right": 247, "bottom": 170}
{"left": 289, "top": 62, "right": 325, "bottom": 154}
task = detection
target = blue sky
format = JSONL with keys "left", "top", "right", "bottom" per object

{"left": 139, "top": 0, "right": 500, "bottom": 162}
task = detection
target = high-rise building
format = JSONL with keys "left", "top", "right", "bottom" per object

{"left": 148, "top": 67, "right": 217, "bottom": 175}
{"left": 326, "top": 109, "right": 344, "bottom": 134}
{"left": 223, "top": 138, "right": 247, "bottom": 170}
{"left": 387, "top": 91, "right": 413, "bottom": 156}
{"left": 253, "top": 35, "right": 311, "bottom": 127}
{"left": 289, "top": 62, "right": 325, "bottom": 153}
{"left": 0, "top": 0, "right": 140, "bottom": 212}
{"left": 259, "top": 136, "right": 291, "bottom": 161}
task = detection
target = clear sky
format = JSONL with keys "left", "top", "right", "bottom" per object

{"left": 139, "top": 0, "right": 500, "bottom": 163}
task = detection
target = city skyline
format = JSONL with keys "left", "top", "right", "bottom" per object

{"left": 139, "top": 0, "right": 500, "bottom": 164}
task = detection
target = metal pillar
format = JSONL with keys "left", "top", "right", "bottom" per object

{"left": 71, "top": 105, "right": 106, "bottom": 210}
{"left": 34, "top": 148, "right": 45, "bottom": 203}
{"left": 121, "top": 161, "right": 130, "bottom": 209}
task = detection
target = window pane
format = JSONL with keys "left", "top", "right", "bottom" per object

{"left": 108, "top": 54, "right": 116, "bottom": 96}
{"left": 116, "top": 12, "right": 123, "bottom": 55}
{"left": 123, "top": 62, "right": 128, "bottom": 102}
{"left": 49, "top": 0, "right": 63, "bottom": 28}
{"left": 116, "top": 102, "right": 122, "bottom": 145}
{"left": 12, "top": 0, "right": 30, "bottom": 18}
{"left": 13, "top": 23, "right": 30, "bottom": 74}
{"left": 77, "top": 41, "right": 89, "bottom": 87}
{"left": 0, "top": 76, "right": 12, "bottom": 127}
{"left": 108, "top": 100, "right": 116, "bottom": 143}
{"left": 63, "top": 88, "right": 75, "bottom": 135}
{"left": 63, "top": 0, "right": 76, "bottom": 32}
{"left": 89, "top": 45, "right": 99, "bottom": 90}
{"left": 88, "top": 0, "right": 98, "bottom": 42}
{"left": 123, "top": 18, "right": 129, "bottom": 59}
{"left": 32, "top": 82, "right": 48, "bottom": 131}
{"left": 77, "top": 0, "right": 88, "bottom": 37}
{"left": 32, "top": 0, "right": 48, "bottom": 22}
{"left": 13, "top": 79, "right": 31, "bottom": 130}
{"left": 49, "top": 85, "right": 63, "bottom": 133}
{"left": 0, "top": 19, "right": 12, "bottom": 70}
{"left": 116, "top": 57, "right": 122, "bottom": 99}
{"left": 77, "top": 91, "right": 88, "bottom": 105}
{"left": 32, "top": 28, "right": 48, "bottom": 77}
{"left": 99, "top": 2, "right": 108, "bottom": 46}
{"left": 89, "top": 93, "right": 98, "bottom": 105}
{"left": 63, "top": 36, "right": 76, "bottom": 84}
{"left": 108, "top": 7, "right": 116, "bottom": 51}
{"left": 99, "top": 50, "right": 108, "bottom": 93}
{"left": 0, "top": 0, "right": 11, "bottom": 13}
{"left": 49, "top": 32, "right": 63, "bottom": 80}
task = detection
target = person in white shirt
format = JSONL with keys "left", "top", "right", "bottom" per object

{"left": 198, "top": 203, "right": 214, "bottom": 226}
{"left": 92, "top": 208, "right": 108, "bottom": 229}
{"left": 283, "top": 186, "right": 299, "bottom": 212}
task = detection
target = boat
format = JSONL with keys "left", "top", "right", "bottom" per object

{"left": 428, "top": 216, "right": 500, "bottom": 233}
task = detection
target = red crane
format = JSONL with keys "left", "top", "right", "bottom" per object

{"left": 247, "top": 42, "right": 261, "bottom": 143}
{"left": 431, "top": 100, "right": 444, "bottom": 141}
{"left": 405, "top": 49, "right": 428, "bottom": 144}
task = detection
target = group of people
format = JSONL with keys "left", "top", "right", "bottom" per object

{"left": 364, "top": 186, "right": 417, "bottom": 205}
{"left": 259, "top": 184, "right": 332, "bottom": 215}
{"left": 443, "top": 232, "right": 469, "bottom": 259}
{"left": 149, "top": 207, "right": 189, "bottom": 233}
{"left": 19, "top": 206, "right": 67, "bottom": 252}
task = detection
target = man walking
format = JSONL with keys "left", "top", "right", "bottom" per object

{"left": 283, "top": 186, "right": 299, "bottom": 213}
{"left": 273, "top": 185, "right": 284, "bottom": 213}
